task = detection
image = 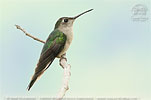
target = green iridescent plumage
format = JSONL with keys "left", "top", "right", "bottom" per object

{"left": 41, "top": 29, "right": 66, "bottom": 55}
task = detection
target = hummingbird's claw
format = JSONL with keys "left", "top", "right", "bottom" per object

{"left": 59, "top": 54, "right": 67, "bottom": 69}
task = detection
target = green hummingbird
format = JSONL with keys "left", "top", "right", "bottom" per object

{"left": 27, "top": 9, "right": 93, "bottom": 91}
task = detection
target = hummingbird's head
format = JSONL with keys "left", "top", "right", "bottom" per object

{"left": 54, "top": 17, "right": 75, "bottom": 30}
{"left": 54, "top": 9, "right": 93, "bottom": 30}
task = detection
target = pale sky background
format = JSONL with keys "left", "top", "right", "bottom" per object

{"left": 0, "top": 0, "right": 151, "bottom": 100}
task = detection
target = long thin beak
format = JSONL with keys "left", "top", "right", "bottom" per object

{"left": 73, "top": 9, "right": 93, "bottom": 19}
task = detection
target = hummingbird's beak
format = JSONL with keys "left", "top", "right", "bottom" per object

{"left": 73, "top": 9, "right": 93, "bottom": 19}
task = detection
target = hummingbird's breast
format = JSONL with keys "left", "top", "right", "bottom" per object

{"left": 57, "top": 27, "right": 73, "bottom": 58}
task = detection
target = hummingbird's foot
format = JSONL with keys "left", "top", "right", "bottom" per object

{"left": 61, "top": 53, "right": 67, "bottom": 61}
{"left": 59, "top": 54, "right": 67, "bottom": 69}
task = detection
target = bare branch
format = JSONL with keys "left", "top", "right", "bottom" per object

{"left": 15, "top": 25, "right": 45, "bottom": 44}
{"left": 57, "top": 54, "right": 71, "bottom": 100}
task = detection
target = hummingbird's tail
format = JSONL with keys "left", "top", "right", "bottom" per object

{"left": 27, "top": 67, "right": 47, "bottom": 91}
{"left": 27, "top": 71, "right": 44, "bottom": 91}
{"left": 27, "top": 68, "right": 45, "bottom": 91}
{"left": 27, "top": 58, "right": 55, "bottom": 91}
{"left": 27, "top": 75, "right": 38, "bottom": 91}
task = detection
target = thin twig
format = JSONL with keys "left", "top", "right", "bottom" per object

{"left": 15, "top": 25, "right": 45, "bottom": 44}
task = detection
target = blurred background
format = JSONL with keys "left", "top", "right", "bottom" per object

{"left": 0, "top": 0, "right": 150, "bottom": 100}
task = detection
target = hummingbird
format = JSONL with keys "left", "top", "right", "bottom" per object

{"left": 27, "top": 9, "right": 93, "bottom": 91}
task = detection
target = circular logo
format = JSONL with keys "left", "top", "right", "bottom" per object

{"left": 131, "top": 4, "right": 149, "bottom": 22}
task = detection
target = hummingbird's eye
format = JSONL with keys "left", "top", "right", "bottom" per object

{"left": 64, "top": 19, "right": 68, "bottom": 23}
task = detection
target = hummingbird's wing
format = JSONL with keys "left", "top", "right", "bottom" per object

{"left": 27, "top": 29, "right": 66, "bottom": 91}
